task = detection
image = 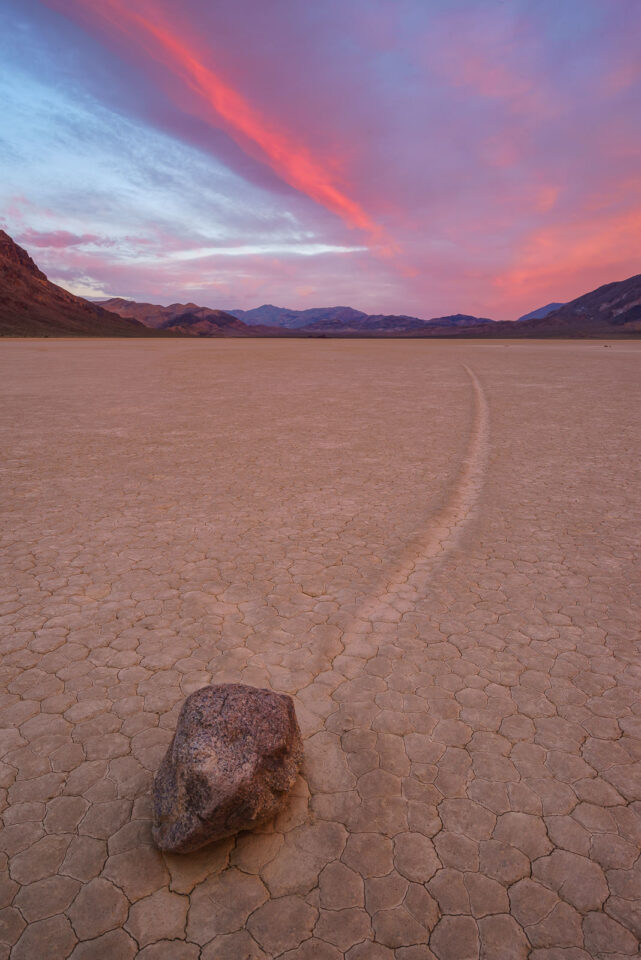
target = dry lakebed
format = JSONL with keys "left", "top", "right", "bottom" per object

{"left": 1, "top": 338, "right": 640, "bottom": 959}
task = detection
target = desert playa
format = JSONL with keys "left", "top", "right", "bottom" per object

{"left": 1, "top": 338, "right": 640, "bottom": 958}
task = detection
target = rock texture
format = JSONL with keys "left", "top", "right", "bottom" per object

{"left": 152, "top": 684, "right": 303, "bottom": 853}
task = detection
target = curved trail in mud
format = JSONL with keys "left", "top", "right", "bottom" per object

{"left": 291, "top": 363, "right": 493, "bottom": 952}
{"left": 342, "top": 363, "right": 490, "bottom": 637}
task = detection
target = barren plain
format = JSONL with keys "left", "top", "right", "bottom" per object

{"left": 1, "top": 338, "right": 640, "bottom": 959}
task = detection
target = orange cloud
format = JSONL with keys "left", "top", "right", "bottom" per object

{"left": 62, "top": 0, "right": 384, "bottom": 244}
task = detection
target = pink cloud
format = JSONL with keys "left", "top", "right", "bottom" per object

{"left": 492, "top": 204, "right": 641, "bottom": 314}
{"left": 18, "top": 228, "right": 113, "bottom": 248}
{"left": 48, "top": 0, "right": 386, "bottom": 247}
{"left": 12, "top": 1, "right": 641, "bottom": 319}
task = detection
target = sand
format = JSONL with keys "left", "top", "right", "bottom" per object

{"left": 1, "top": 338, "right": 640, "bottom": 958}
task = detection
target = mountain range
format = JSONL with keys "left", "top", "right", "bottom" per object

{"left": 103, "top": 291, "right": 641, "bottom": 338}
{"left": 1, "top": 229, "right": 640, "bottom": 338}
{"left": 102, "top": 297, "right": 494, "bottom": 336}
{"left": 99, "top": 297, "right": 282, "bottom": 337}
{"left": 227, "top": 306, "right": 492, "bottom": 334}
{"left": 229, "top": 304, "right": 366, "bottom": 329}
{"left": 302, "top": 312, "right": 492, "bottom": 334}
{"left": 225, "top": 304, "right": 489, "bottom": 331}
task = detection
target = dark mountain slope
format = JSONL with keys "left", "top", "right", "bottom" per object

{"left": 0, "top": 231, "right": 152, "bottom": 337}
{"left": 536, "top": 275, "right": 641, "bottom": 333}
{"left": 465, "top": 274, "right": 641, "bottom": 338}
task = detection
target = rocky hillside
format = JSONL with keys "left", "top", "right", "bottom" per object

{"left": 528, "top": 275, "right": 641, "bottom": 335}
{"left": 0, "top": 231, "right": 152, "bottom": 337}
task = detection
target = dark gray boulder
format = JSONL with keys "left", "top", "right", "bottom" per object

{"left": 152, "top": 683, "right": 303, "bottom": 853}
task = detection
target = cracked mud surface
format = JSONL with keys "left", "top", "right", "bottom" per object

{"left": 1, "top": 338, "right": 640, "bottom": 959}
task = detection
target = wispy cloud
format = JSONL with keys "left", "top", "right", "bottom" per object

{"left": 3, "top": 0, "right": 641, "bottom": 318}
{"left": 47, "top": 0, "right": 386, "bottom": 244}
{"left": 18, "top": 228, "right": 114, "bottom": 248}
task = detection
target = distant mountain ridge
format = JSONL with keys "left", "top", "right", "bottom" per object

{"left": 228, "top": 304, "right": 492, "bottom": 332}
{"left": 100, "top": 297, "right": 495, "bottom": 334}
{"left": 0, "top": 231, "right": 152, "bottom": 337}
{"left": 301, "top": 312, "right": 493, "bottom": 333}
{"left": 99, "top": 297, "right": 261, "bottom": 336}
{"left": 229, "top": 304, "right": 368, "bottom": 329}
{"left": 92, "top": 279, "right": 641, "bottom": 338}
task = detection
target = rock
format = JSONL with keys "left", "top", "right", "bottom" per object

{"left": 152, "top": 684, "right": 304, "bottom": 853}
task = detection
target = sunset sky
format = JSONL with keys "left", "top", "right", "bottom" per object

{"left": 1, "top": 0, "right": 640, "bottom": 320}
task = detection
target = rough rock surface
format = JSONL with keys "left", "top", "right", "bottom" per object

{"left": 152, "top": 684, "right": 303, "bottom": 852}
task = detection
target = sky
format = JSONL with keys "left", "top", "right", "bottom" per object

{"left": 1, "top": 0, "right": 640, "bottom": 320}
